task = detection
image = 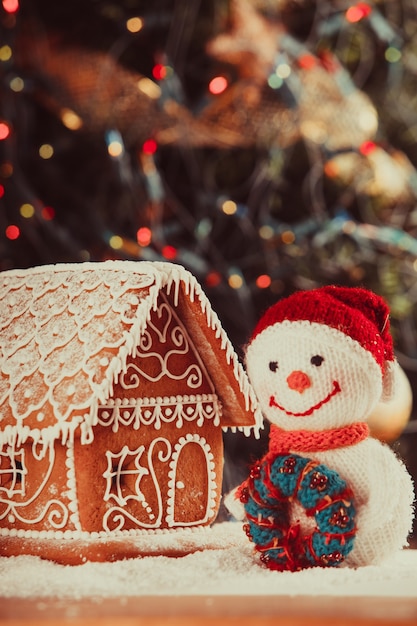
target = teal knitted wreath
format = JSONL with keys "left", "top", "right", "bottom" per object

{"left": 239, "top": 453, "right": 357, "bottom": 571}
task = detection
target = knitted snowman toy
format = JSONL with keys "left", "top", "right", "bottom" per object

{"left": 235, "top": 286, "right": 414, "bottom": 571}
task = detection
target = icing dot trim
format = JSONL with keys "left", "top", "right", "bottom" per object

{"left": 65, "top": 441, "right": 81, "bottom": 531}
{"left": 0, "top": 524, "right": 212, "bottom": 541}
{"left": 96, "top": 394, "right": 221, "bottom": 432}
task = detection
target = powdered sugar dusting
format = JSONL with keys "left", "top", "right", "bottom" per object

{"left": 0, "top": 523, "right": 416, "bottom": 599}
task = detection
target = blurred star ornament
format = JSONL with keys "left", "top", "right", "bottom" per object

{"left": 200, "top": 0, "right": 300, "bottom": 147}
{"left": 206, "top": 0, "right": 378, "bottom": 152}
{"left": 296, "top": 51, "right": 378, "bottom": 151}
{"left": 207, "top": 0, "right": 284, "bottom": 83}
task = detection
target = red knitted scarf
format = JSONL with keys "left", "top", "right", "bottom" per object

{"left": 268, "top": 422, "right": 369, "bottom": 455}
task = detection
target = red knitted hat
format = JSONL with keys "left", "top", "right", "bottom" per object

{"left": 251, "top": 285, "right": 394, "bottom": 372}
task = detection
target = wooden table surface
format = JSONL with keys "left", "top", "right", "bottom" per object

{"left": 1, "top": 595, "right": 417, "bottom": 626}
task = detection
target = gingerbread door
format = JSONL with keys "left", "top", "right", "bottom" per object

{"left": 166, "top": 433, "right": 218, "bottom": 527}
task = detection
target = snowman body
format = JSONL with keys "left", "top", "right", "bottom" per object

{"left": 295, "top": 439, "right": 413, "bottom": 566}
{"left": 245, "top": 299, "right": 415, "bottom": 568}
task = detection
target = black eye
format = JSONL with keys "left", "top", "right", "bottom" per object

{"left": 269, "top": 361, "right": 278, "bottom": 372}
{"left": 311, "top": 355, "right": 324, "bottom": 367}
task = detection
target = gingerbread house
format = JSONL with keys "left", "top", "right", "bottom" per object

{"left": 0, "top": 260, "right": 261, "bottom": 563}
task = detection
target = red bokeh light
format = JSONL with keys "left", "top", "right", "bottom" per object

{"left": 136, "top": 227, "right": 152, "bottom": 246}
{"left": 42, "top": 206, "right": 55, "bottom": 220}
{"left": 0, "top": 122, "right": 11, "bottom": 141}
{"left": 142, "top": 139, "right": 158, "bottom": 155}
{"left": 162, "top": 245, "right": 177, "bottom": 260}
{"left": 5, "top": 224, "right": 20, "bottom": 240}
{"left": 256, "top": 274, "right": 272, "bottom": 289}
{"left": 205, "top": 271, "right": 222, "bottom": 288}
{"left": 208, "top": 76, "right": 228, "bottom": 95}
{"left": 2, "top": 0, "right": 19, "bottom": 13}
{"left": 359, "top": 140, "right": 377, "bottom": 156}
{"left": 152, "top": 64, "right": 166, "bottom": 80}
{"left": 298, "top": 54, "right": 317, "bottom": 70}
{"left": 346, "top": 3, "right": 372, "bottom": 23}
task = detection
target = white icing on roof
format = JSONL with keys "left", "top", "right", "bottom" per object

{"left": 0, "top": 260, "right": 262, "bottom": 447}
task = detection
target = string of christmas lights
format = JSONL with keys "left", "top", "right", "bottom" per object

{"left": 2, "top": 0, "right": 417, "bottom": 360}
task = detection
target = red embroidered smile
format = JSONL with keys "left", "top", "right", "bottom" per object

{"left": 269, "top": 380, "right": 341, "bottom": 417}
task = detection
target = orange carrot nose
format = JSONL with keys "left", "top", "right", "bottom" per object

{"left": 286, "top": 370, "right": 311, "bottom": 393}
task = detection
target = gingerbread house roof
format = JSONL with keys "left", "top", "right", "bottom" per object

{"left": 0, "top": 261, "right": 262, "bottom": 448}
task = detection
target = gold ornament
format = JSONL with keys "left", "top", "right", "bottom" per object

{"left": 368, "top": 365, "right": 413, "bottom": 442}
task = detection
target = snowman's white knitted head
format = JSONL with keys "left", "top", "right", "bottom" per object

{"left": 245, "top": 286, "right": 397, "bottom": 431}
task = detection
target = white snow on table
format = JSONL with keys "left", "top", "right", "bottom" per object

{"left": 1, "top": 523, "right": 416, "bottom": 599}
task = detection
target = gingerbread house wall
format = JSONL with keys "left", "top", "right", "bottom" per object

{"left": 83, "top": 289, "right": 225, "bottom": 532}
{"left": 73, "top": 419, "right": 223, "bottom": 532}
